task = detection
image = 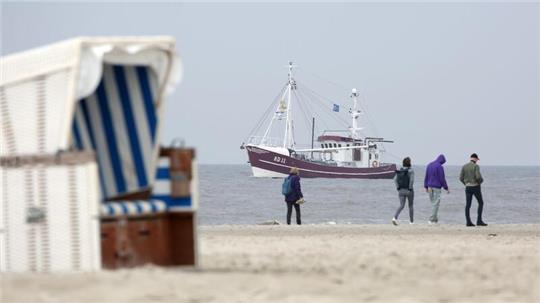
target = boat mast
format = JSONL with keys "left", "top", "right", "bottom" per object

{"left": 283, "top": 61, "right": 294, "bottom": 148}
{"left": 350, "top": 88, "right": 362, "bottom": 139}
{"left": 260, "top": 63, "right": 294, "bottom": 147}
{"left": 311, "top": 117, "right": 315, "bottom": 158}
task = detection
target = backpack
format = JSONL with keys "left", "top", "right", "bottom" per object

{"left": 282, "top": 176, "right": 293, "bottom": 196}
{"left": 395, "top": 169, "right": 410, "bottom": 190}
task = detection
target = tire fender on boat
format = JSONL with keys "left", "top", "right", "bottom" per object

{"left": 371, "top": 160, "right": 379, "bottom": 167}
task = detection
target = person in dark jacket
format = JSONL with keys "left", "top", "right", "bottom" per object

{"left": 424, "top": 154, "right": 449, "bottom": 224}
{"left": 459, "top": 153, "right": 487, "bottom": 226}
{"left": 284, "top": 167, "right": 303, "bottom": 225}
{"left": 392, "top": 157, "right": 415, "bottom": 225}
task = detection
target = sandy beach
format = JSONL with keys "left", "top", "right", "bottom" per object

{"left": 2, "top": 224, "right": 539, "bottom": 303}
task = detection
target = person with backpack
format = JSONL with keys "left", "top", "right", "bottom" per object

{"left": 459, "top": 153, "right": 488, "bottom": 227}
{"left": 424, "top": 154, "right": 449, "bottom": 224}
{"left": 282, "top": 167, "right": 303, "bottom": 225}
{"left": 392, "top": 157, "right": 415, "bottom": 225}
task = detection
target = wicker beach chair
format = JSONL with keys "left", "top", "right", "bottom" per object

{"left": 0, "top": 37, "right": 197, "bottom": 272}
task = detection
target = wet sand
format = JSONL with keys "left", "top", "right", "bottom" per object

{"left": 2, "top": 224, "right": 539, "bottom": 303}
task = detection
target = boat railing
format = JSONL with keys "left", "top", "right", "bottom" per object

{"left": 291, "top": 149, "right": 329, "bottom": 162}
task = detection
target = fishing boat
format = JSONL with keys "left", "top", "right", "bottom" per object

{"left": 241, "top": 62, "right": 396, "bottom": 179}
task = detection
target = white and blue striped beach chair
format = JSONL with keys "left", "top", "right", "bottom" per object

{"left": 0, "top": 37, "right": 196, "bottom": 272}
{"left": 72, "top": 63, "right": 197, "bottom": 268}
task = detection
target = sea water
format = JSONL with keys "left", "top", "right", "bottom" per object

{"left": 198, "top": 165, "right": 540, "bottom": 225}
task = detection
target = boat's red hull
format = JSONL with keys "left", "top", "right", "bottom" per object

{"left": 246, "top": 146, "right": 396, "bottom": 179}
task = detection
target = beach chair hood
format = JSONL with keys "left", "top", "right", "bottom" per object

{"left": 0, "top": 37, "right": 181, "bottom": 199}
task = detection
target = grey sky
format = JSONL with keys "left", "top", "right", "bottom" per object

{"left": 2, "top": 2, "right": 539, "bottom": 165}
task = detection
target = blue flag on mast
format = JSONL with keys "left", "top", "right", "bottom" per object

{"left": 332, "top": 104, "right": 340, "bottom": 112}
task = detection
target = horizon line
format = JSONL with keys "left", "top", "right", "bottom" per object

{"left": 197, "top": 163, "right": 540, "bottom": 167}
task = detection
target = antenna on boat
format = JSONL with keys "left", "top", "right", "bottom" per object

{"left": 350, "top": 88, "right": 362, "bottom": 139}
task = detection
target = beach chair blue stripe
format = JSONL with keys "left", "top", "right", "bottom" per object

{"left": 96, "top": 78, "right": 127, "bottom": 193}
{"left": 100, "top": 200, "right": 167, "bottom": 217}
{"left": 72, "top": 120, "right": 83, "bottom": 150}
{"left": 153, "top": 196, "right": 192, "bottom": 208}
{"left": 113, "top": 66, "right": 148, "bottom": 188}
{"left": 71, "top": 64, "right": 159, "bottom": 200}
{"left": 136, "top": 66, "right": 158, "bottom": 143}
{"left": 155, "top": 167, "right": 170, "bottom": 179}
{"left": 74, "top": 100, "right": 107, "bottom": 198}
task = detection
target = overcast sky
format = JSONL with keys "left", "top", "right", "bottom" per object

{"left": 2, "top": 2, "right": 539, "bottom": 165}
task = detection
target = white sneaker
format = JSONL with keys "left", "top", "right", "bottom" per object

{"left": 428, "top": 221, "right": 438, "bottom": 225}
{"left": 409, "top": 221, "right": 414, "bottom": 225}
{"left": 392, "top": 218, "right": 398, "bottom": 226}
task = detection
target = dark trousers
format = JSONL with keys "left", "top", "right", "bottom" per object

{"left": 465, "top": 185, "right": 484, "bottom": 224}
{"left": 286, "top": 201, "right": 301, "bottom": 225}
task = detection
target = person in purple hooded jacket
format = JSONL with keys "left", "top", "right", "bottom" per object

{"left": 424, "top": 154, "right": 449, "bottom": 224}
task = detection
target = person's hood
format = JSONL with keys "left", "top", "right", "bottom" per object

{"left": 435, "top": 154, "right": 446, "bottom": 164}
